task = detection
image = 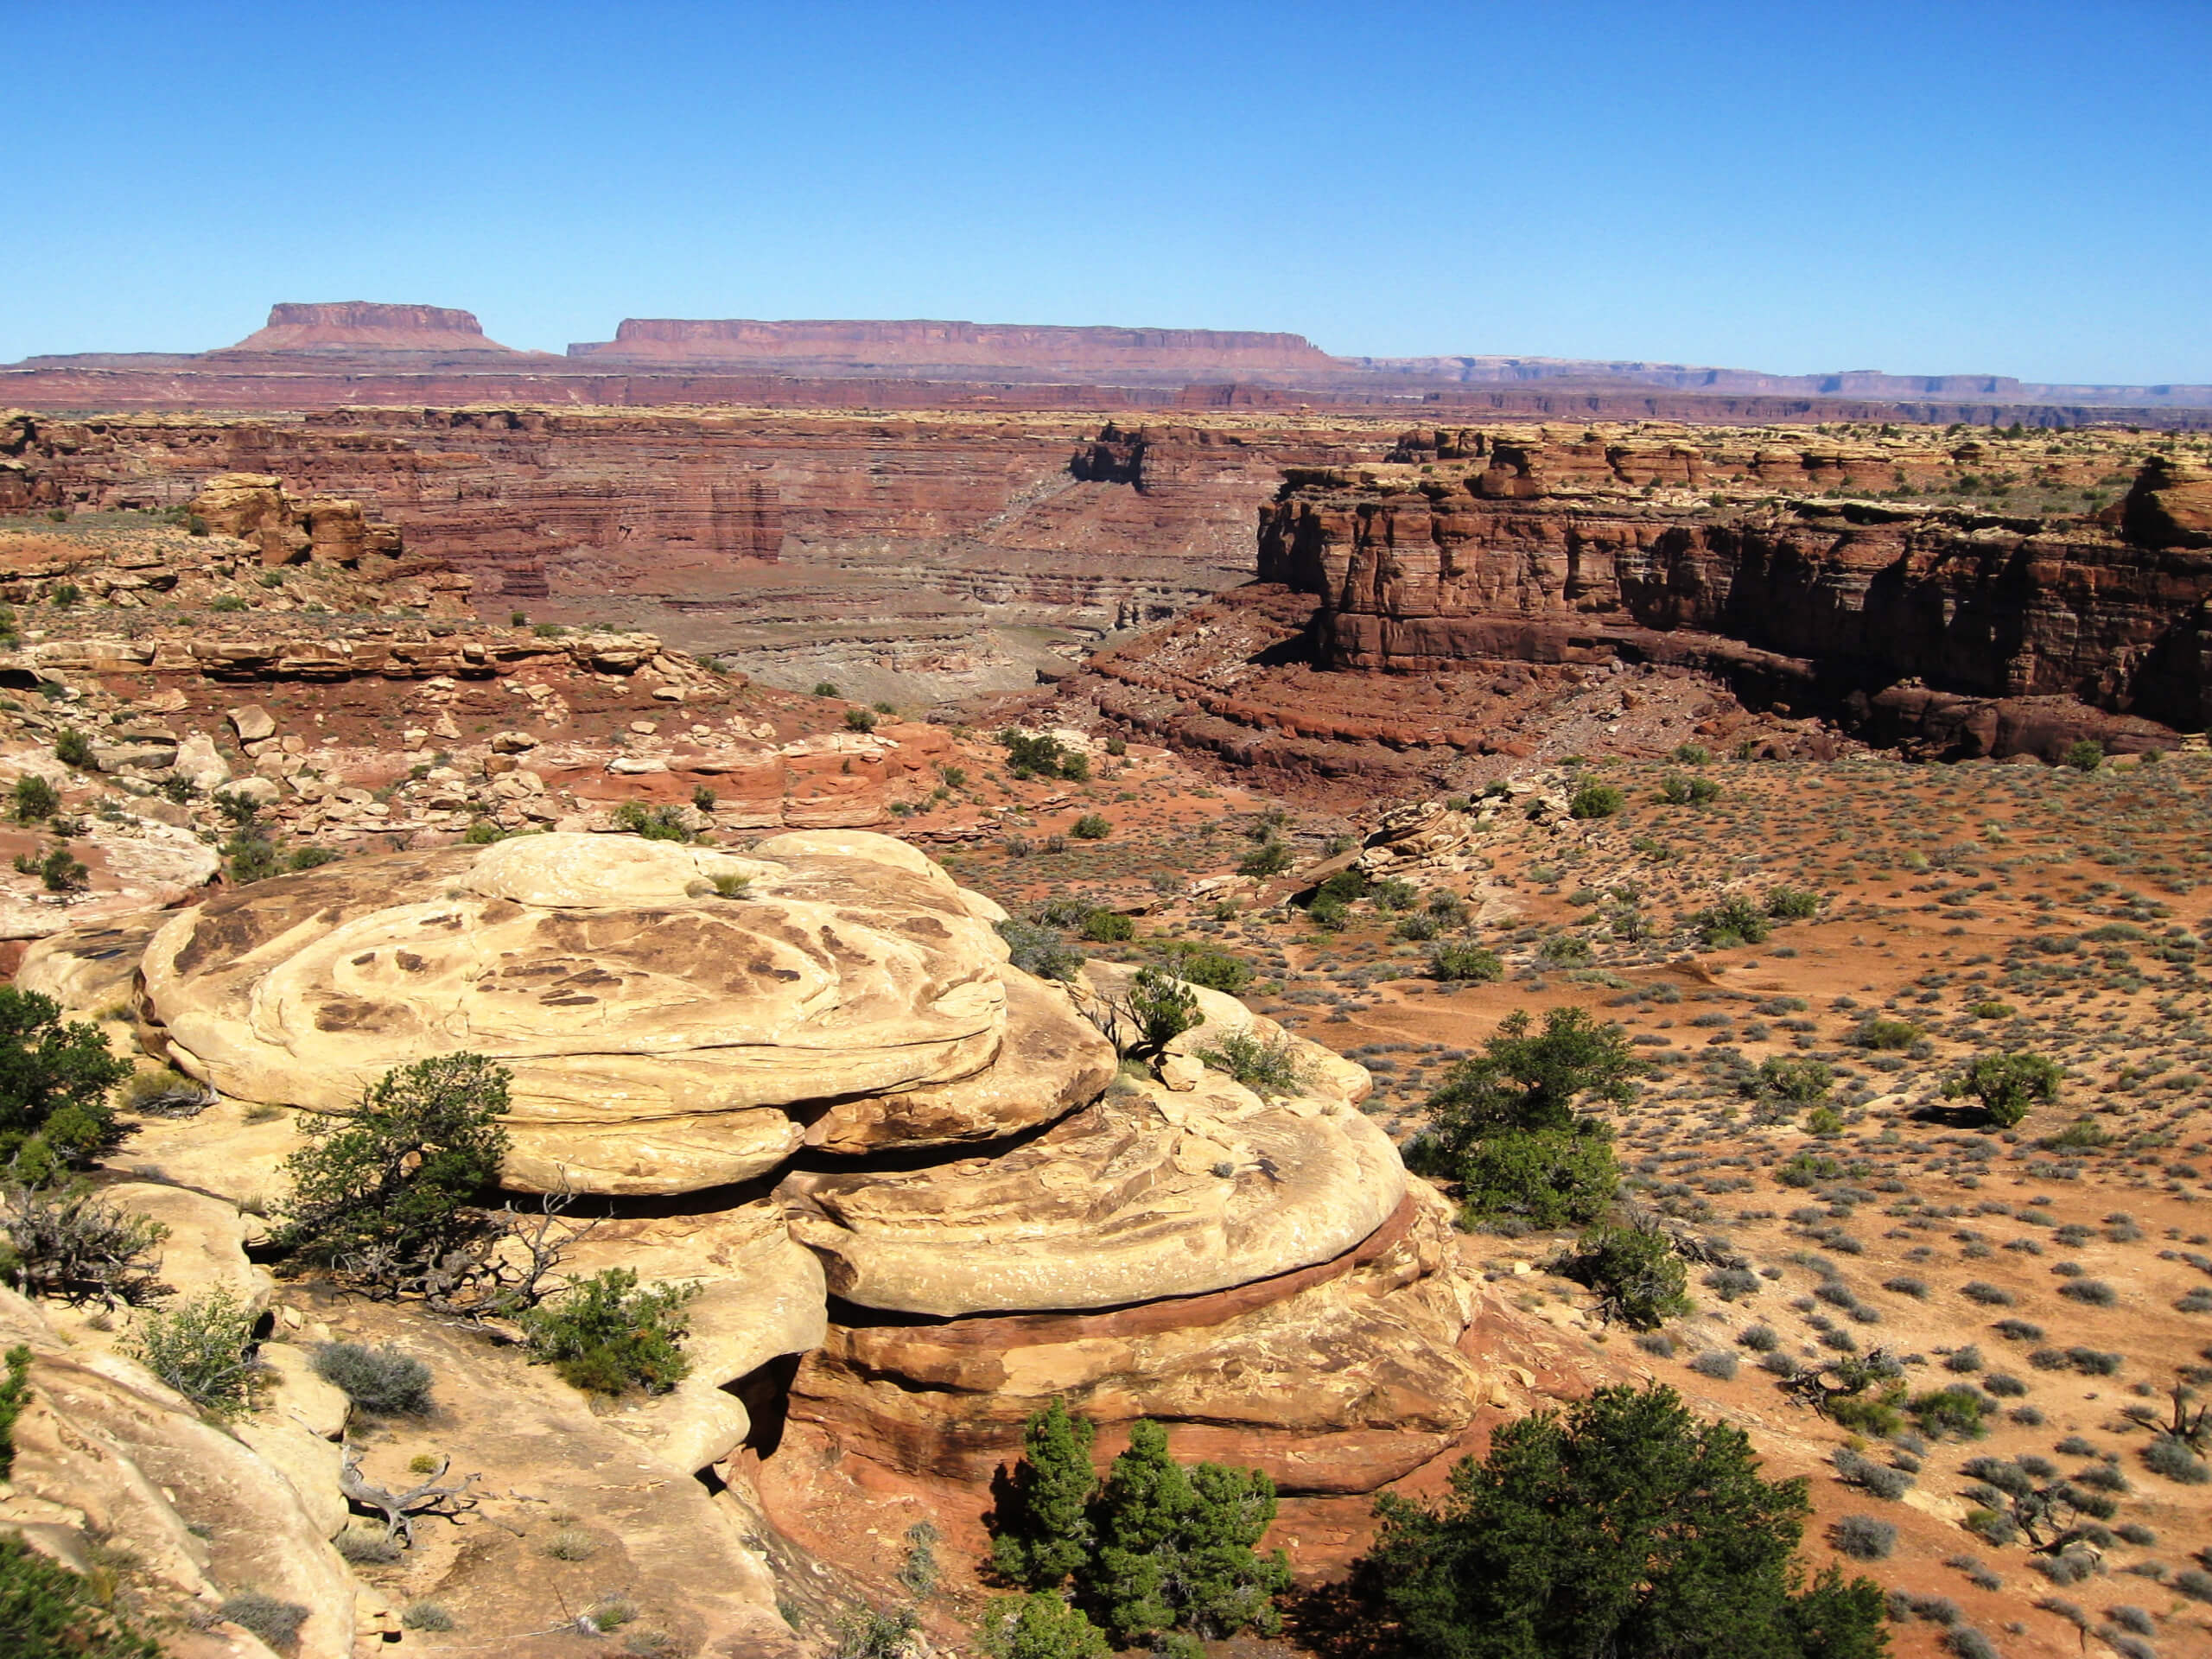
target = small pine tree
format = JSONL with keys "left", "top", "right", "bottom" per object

{"left": 518, "top": 1268, "right": 696, "bottom": 1395}
{"left": 0, "top": 988, "right": 132, "bottom": 1182}
{"left": 270, "top": 1054, "right": 512, "bottom": 1271}
{"left": 0, "top": 1533, "right": 160, "bottom": 1659}
{"left": 991, "top": 1400, "right": 1099, "bottom": 1590}
{"left": 1078, "top": 1420, "right": 1290, "bottom": 1643}
{"left": 1946, "top": 1052, "right": 2061, "bottom": 1128}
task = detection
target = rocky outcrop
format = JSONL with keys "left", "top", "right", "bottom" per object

{"left": 105, "top": 831, "right": 1104, "bottom": 1194}
{"left": 1255, "top": 432, "right": 2212, "bottom": 746}
{"left": 18, "top": 830, "right": 1484, "bottom": 1522}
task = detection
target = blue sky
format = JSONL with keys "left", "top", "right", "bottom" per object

{"left": 7, "top": 0, "right": 2208, "bottom": 383}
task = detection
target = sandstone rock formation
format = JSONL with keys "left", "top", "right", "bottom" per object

{"left": 96, "top": 830, "right": 1101, "bottom": 1194}
{"left": 15, "top": 829, "right": 1482, "bottom": 1510}
{"left": 1255, "top": 433, "right": 2211, "bottom": 742}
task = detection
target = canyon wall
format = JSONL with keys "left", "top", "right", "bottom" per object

{"left": 1, "top": 407, "right": 1395, "bottom": 695}
{"left": 1255, "top": 432, "right": 2212, "bottom": 737}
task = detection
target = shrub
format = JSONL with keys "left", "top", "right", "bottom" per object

{"left": 2063, "top": 738, "right": 2103, "bottom": 772}
{"left": 1193, "top": 1029, "right": 1313, "bottom": 1100}
{"left": 1568, "top": 780, "right": 1624, "bottom": 820}
{"left": 1454, "top": 1127, "right": 1619, "bottom": 1231}
{"left": 813, "top": 682, "right": 840, "bottom": 697}
{"left": 0, "top": 1533, "right": 159, "bottom": 1658}
{"left": 125, "top": 1287, "right": 258, "bottom": 1416}
{"left": 0, "top": 1344, "right": 28, "bottom": 1478}
{"left": 1910, "top": 1386, "right": 1991, "bottom": 1440}
{"left": 1738, "top": 1324, "right": 1780, "bottom": 1352}
{"left": 1834, "top": 1449, "right": 1913, "bottom": 1500}
{"left": 10, "top": 776, "right": 58, "bottom": 824}
{"left": 1703, "top": 1267, "right": 1761, "bottom": 1301}
{"left": 1070, "top": 813, "right": 1111, "bottom": 841}
{"left": 1362, "top": 1382, "right": 1885, "bottom": 1659}
{"left": 976, "top": 1594, "right": 1109, "bottom": 1659}
{"left": 1854, "top": 1018, "right": 1920, "bottom": 1051}
{"left": 611, "top": 801, "right": 693, "bottom": 842}
{"left": 2142, "top": 1434, "right": 2210, "bottom": 1484}
{"left": 1752, "top": 1056, "right": 1833, "bottom": 1105}
{"left": 1831, "top": 1516, "right": 1896, "bottom": 1560}
{"left": 401, "top": 1602, "right": 456, "bottom": 1632}
{"left": 219, "top": 1592, "right": 308, "bottom": 1650}
{"left": 1562, "top": 1224, "right": 1690, "bottom": 1330}
{"left": 997, "top": 920, "right": 1084, "bottom": 982}
{"left": 0, "top": 1182, "right": 168, "bottom": 1305}
{"left": 0, "top": 988, "right": 132, "bottom": 1181}
{"left": 1081, "top": 908, "right": 1135, "bottom": 943}
{"left": 1947, "top": 1052, "right": 2062, "bottom": 1128}
{"left": 519, "top": 1268, "right": 697, "bottom": 1395}
{"left": 1883, "top": 1276, "right": 1929, "bottom": 1300}
{"left": 1766, "top": 887, "right": 1821, "bottom": 920}
{"left": 1307, "top": 894, "right": 1350, "bottom": 931}
{"left": 1689, "top": 1351, "right": 1738, "bottom": 1381}
{"left": 1154, "top": 944, "right": 1250, "bottom": 995}
{"left": 336, "top": 1524, "right": 404, "bottom": 1564}
{"left": 843, "top": 708, "right": 876, "bottom": 733}
{"left": 1959, "top": 1281, "right": 2013, "bottom": 1306}
{"left": 311, "top": 1342, "right": 433, "bottom": 1414}
{"left": 1120, "top": 969, "right": 1198, "bottom": 1055}
{"left": 1692, "top": 895, "right": 1770, "bottom": 948}
{"left": 1427, "top": 943, "right": 1503, "bottom": 982}
{"left": 51, "top": 730, "right": 93, "bottom": 771}
{"left": 208, "top": 594, "right": 252, "bottom": 613}
{"left": 1236, "top": 840, "right": 1293, "bottom": 878}
{"left": 1538, "top": 933, "right": 1593, "bottom": 967}
{"left": 270, "top": 1054, "right": 512, "bottom": 1274}
{"left": 2056, "top": 1279, "right": 2115, "bottom": 1306}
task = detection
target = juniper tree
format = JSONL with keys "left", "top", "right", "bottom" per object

{"left": 1362, "top": 1383, "right": 1888, "bottom": 1658}
{"left": 0, "top": 988, "right": 131, "bottom": 1183}
{"left": 990, "top": 1399, "right": 1098, "bottom": 1590}
{"left": 1078, "top": 1419, "right": 1290, "bottom": 1644}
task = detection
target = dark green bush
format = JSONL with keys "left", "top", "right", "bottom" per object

{"left": 1120, "top": 969, "right": 1198, "bottom": 1055}
{"left": 1412, "top": 1007, "right": 1643, "bottom": 1170}
{"left": 1070, "top": 813, "right": 1111, "bottom": 840}
{"left": 2063, "top": 739, "right": 2103, "bottom": 772}
{"left": 1193, "top": 1029, "right": 1313, "bottom": 1099}
{"left": 1360, "top": 1382, "right": 1885, "bottom": 1659}
{"left": 519, "top": 1268, "right": 697, "bottom": 1395}
{"left": 1568, "top": 780, "right": 1624, "bottom": 819}
{"left": 1693, "top": 895, "right": 1771, "bottom": 948}
{"left": 1455, "top": 1127, "right": 1619, "bottom": 1230}
{"left": 989, "top": 1398, "right": 1097, "bottom": 1589}
{"left": 51, "top": 730, "right": 93, "bottom": 771}
{"left": 0, "top": 1533, "right": 158, "bottom": 1658}
{"left": 1945, "top": 1052, "right": 2061, "bottom": 1128}
{"left": 1236, "top": 840, "right": 1293, "bottom": 878}
{"left": 10, "top": 776, "right": 58, "bottom": 824}
{"left": 1080, "top": 909, "right": 1134, "bottom": 943}
{"left": 1154, "top": 943, "right": 1250, "bottom": 995}
{"left": 1428, "top": 943, "right": 1503, "bottom": 982}
{"left": 0, "top": 1344, "right": 28, "bottom": 1477}
{"left": 0, "top": 988, "right": 131, "bottom": 1182}
{"left": 611, "top": 801, "right": 693, "bottom": 842}
{"left": 1561, "top": 1225, "right": 1690, "bottom": 1330}
{"left": 1909, "top": 1386, "right": 1991, "bottom": 1440}
{"left": 1767, "top": 887, "right": 1821, "bottom": 920}
{"left": 270, "top": 1054, "right": 512, "bottom": 1274}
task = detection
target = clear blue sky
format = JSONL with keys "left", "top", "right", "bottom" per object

{"left": 8, "top": 1, "right": 2208, "bottom": 384}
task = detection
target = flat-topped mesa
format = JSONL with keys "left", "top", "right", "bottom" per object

{"left": 566, "top": 317, "right": 1338, "bottom": 378}
{"left": 213, "top": 302, "right": 531, "bottom": 356}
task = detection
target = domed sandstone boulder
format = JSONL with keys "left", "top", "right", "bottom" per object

{"left": 82, "top": 831, "right": 1108, "bottom": 1194}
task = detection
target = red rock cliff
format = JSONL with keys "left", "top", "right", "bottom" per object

{"left": 214, "top": 302, "right": 531, "bottom": 355}
{"left": 1256, "top": 429, "right": 2212, "bottom": 736}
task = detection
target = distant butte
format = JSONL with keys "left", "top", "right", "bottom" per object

{"left": 3, "top": 301, "right": 2209, "bottom": 425}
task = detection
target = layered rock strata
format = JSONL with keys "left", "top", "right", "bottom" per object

{"left": 1255, "top": 434, "right": 2211, "bottom": 740}
{"left": 18, "top": 831, "right": 1484, "bottom": 1514}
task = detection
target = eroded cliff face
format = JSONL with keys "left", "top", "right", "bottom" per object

{"left": 2, "top": 408, "right": 1394, "bottom": 696}
{"left": 1257, "top": 427, "right": 2212, "bottom": 737}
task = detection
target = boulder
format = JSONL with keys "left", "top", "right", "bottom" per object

{"left": 83, "top": 831, "right": 1077, "bottom": 1195}
{"left": 790, "top": 1184, "right": 1487, "bottom": 1494}
{"left": 227, "top": 704, "right": 277, "bottom": 742}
